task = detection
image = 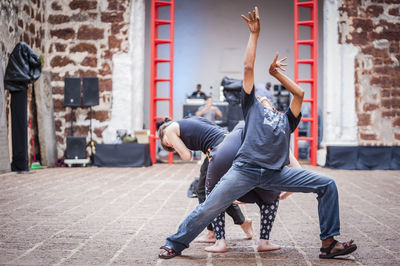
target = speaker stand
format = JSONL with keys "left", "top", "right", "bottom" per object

{"left": 89, "top": 107, "right": 92, "bottom": 143}
{"left": 89, "top": 106, "right": 95, "bottom": 163}
{"left": 70, "top": 107, "right": 75, "bottom": 136}
{"left": 66, "top": 107, "right": 90, "bottom": 167}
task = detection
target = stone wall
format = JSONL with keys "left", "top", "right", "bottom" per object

{"left": 1, "top": 0, "right": 135, "bottom": 163}
{"left": 45, "top": 0, "right": 131, "bottom": 157}
{"left": 338, "top": 0, "right": 400, "bottom": 145}
{"left": 0, "top": 0, "right": 45, "bottom": 172}
{"left": 0, "top": 0, "right": 45, "bottom": 70}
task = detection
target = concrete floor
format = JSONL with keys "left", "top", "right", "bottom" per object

{"left": 0, "top": 163, "right": 399, "bottom": 265}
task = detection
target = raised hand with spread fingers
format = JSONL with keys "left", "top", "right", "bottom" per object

{"left": 269, "top": 53, "right": 288, "bottom": 75}
{"left": 241, "top": 7, "right": 260, "bottom": 34}
{"left": 242, "top": 6, "right": 260, "bottom": 95}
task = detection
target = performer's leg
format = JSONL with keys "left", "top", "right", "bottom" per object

{"left": 204, "top": 212, "right": 228, "bottom": 253}
{"left": 258, "top": 198, "right": 281, "bottom": 251}
{"left": 227, "top": 204, "right": 254, "bottom": 240}
{"left": 204, "top": 186, "right": 227, "bottom": 252}
{"left": 259, "top": 167, "right": 340, "bottom": 241}
{"left": 196, "top": 158, "right": 208, "bottom": 205}
{"left": 259, "top": 167, "right": 357, "bottom": 257}
{"left": 225, "top": 203, "right": 245, "bottom": 225}
{"left": 196, "top": 158, "right": 214, "bottom": 232}
{"left": 194, "top": 158, "right": 215, "bottom": 243}
{"left": 207, "top": 137, "right": 252, "bottom": 238}
{"left": 205, "top": 153, "right": 252, "bottom": 251}
{"left": 165, "top": 163, "right": 258, "bottom": 253}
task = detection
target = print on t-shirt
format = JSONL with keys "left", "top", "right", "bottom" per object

{"left": 263, "top": 108, "right": 286, "bottom": 135}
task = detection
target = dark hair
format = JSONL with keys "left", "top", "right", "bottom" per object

{"left": 197, "top": 84, "right": 201, "bottom": 88}
{"left": 157, "top": 117, "right": 175, "bottom": 152}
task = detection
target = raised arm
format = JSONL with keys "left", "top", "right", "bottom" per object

{"left": 242, "top": 7, "right": 260, "bottom": 94}
{"left": 269, "top": 53, "right": 304, "bottom": 117}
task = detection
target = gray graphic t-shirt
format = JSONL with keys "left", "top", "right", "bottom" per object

{"left": 234, "top": 87, "right": 301, "bottom": 170}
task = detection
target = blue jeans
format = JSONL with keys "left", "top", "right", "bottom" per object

{"left": 166, "top": 162, "right": 340, "bottom": 252}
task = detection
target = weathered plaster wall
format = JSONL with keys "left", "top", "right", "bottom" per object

{"left": 338, "top": 0, "right": 400, "bottom": 145}
{"left": 103, "top": 0, "right": 145, "bottom": 144}
{"left": 0, "top": 0, "right": 45, "bottom": 70}
{"left": 322, "top": 0, "right": 358, "bottom": 147}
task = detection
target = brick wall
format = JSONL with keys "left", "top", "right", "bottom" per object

{"left": 0, "top": 0, "right": 45, "bottom": 70}
{"left": 46, "top": 0, "right": 130, "bottom": 157}
{"left": 1, "top": 0, "right": 132, "bottom": 162}
{"left": 0, "top": 0, "right": 45, "bottom": 172}
{"left": 338, "top": 0, "right": 400, "bottom": 145}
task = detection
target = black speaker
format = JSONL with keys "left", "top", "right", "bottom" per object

{"left": 66, "top": 136, "right": 87, "bottom": 159}
{"left": 82, "top": 77, "right": 99, "bottom": 106}
{"left": 64, "top": 78, "right": 81, "bottom": 107}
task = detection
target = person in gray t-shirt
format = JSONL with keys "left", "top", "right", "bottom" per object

{"left": 196, "top": 96, "right": 222, "bottom": 123}
{"left": 159, "top": 7, "right": 357, "bottom": 260}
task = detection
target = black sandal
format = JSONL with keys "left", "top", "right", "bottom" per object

{"left": 159, "top": 245, "right": 181, "bottom": 259}
{"left": 319, "top": 240, "right": 357, "bottom": 259}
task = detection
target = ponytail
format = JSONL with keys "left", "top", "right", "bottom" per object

{"left": 158, "top": 117, "right": 172, "bottom": 129}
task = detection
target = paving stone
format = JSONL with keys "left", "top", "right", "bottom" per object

{"left": 0, "top": 164, "right": 398, "bottom": 265}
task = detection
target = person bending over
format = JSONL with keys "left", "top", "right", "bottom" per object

{"left": 158, "top": 116, "right": 253, "bottom": 240}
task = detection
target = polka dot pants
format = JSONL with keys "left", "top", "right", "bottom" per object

{"left": 212, "top": 212, "right": 226, "bottom": 240}
{"left": 260, "top": 198, "right": 279, "bottom": 240}
{"left": 211, "top": 198, "right": 280, "bottom": 240}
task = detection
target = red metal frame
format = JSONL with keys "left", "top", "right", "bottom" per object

{"left": 149, "top": 0, "right": 175, "bottom": 164}
{"left": 294, "top": 0, "right": 318, "bottom": 165}
{"left": 149, "top": 1, "right": 317, "bottom": 165}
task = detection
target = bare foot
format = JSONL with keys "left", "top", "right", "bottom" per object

{"left": 240, "top": 219, "right": 254, "bottom": 239}
{"left": 195, "top": 230, "right": 216, "bottom": 243}
{"left": 205, "top": 239, "right": 227, "bottom": 253}
{"left": 257, "top": 239, "right": 281, "bottom": 252}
